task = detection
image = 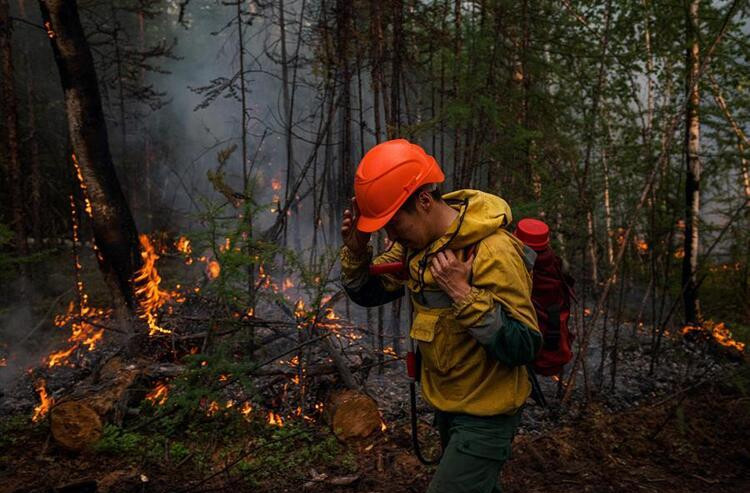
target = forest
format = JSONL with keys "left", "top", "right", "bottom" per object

{"left": 0, "top": 0, "right": 749, "bottom": 491}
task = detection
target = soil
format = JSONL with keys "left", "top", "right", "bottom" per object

{"left": 2, "top": 365, "right": 748, "bottom": 493}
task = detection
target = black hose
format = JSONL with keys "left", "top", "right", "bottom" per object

{"left": 409, "top": 381, "right": 442, "bottom": 466}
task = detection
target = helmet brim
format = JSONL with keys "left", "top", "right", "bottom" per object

{"left": 356, "top": 211, "right": 396, "bottom": 233}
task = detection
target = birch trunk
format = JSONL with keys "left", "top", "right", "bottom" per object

{"left": 682, "top": 0, "right": 701, "bottom": 324}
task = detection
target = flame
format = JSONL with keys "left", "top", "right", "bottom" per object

{"left": 674, "top": 247, "right": 685, "bottom": 259}
{"left": 255, "top": 264, "right": 280, "bottom": 293}
{"left": 145, "top": 382, "right": 169, "bottom": 406}
{"left": 636, "top": 240, "right": 648, "bottom": 253}
{"left": 43, "top": 21, "right": 55, "bottom": 39}
{"left": 241, "top": 402, "right": 253, "bottom": 417}
{"left": 71, "top": 154, "right": 93, "bottom": 217}
{"left": 380, "top": 420, "right": 387, "bottom": 432}
{"left": 31, "top": 379, "right": 54, "bottom": 422}
{"left": 551, "top": 375, "right": 560, "bottom": 382}
{"left": 681, "top": 320, "right": 745, "bottom": 352}
{"left": 271, "top": 178, "right": 282, "bottom": 191}
{"left": 383, "top": 346, "right": 397, "bottom": 357}
{"left": 583, "top": 308, "right": 592, "bottom": 317}
{"left": 267, "top": 411, "right": 284, "bottom": 427}
{"left": 206, "top": 401, "right": 220, "bottom": 416}
{"left": 134, "top": 234, "right": 182, "bottom": 335}
{"left": 176, "top": 236, "right": 192, "bottom": 256}
{"left": 225, "top": 400, "right": 235, "bottom": 409}
{"left": 282, "top": 277, "right": 295, "bottom": 291}
{"left": 218, "top": 237, "right": 231, "bottom": 253}
{"left": 294, "top": 299, "right": 305, "bottom": 318}
{"left": 48, "top": 296, "right": 110, "bottom": 367}
{"left": 0, "top": 357, "right": 6, "bottom": 367}
{"left": 206, "top": 260, "right": 221, "bottom": 280}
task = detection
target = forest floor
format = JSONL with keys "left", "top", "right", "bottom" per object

{"left": 2, "top": 361, "right": 748, "bottom": 493}
{"left": 2, "top": 250, "right": 749, "bottom": 492}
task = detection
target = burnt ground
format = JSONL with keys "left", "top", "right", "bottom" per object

{"left": 2, "top": 362, "right": 749, "bottom": 493}
{"left": 2, "top": 252, "right": 749, "bottom": 493}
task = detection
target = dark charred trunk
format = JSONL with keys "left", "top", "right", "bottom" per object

{"left": 1, "top": 0, "right": 30, "bottom": 271}
{"left": 39, "top": 0, "right": 141, "bottom": 313}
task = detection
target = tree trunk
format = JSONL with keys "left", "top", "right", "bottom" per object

{"left": 1, "top": 0, "right": 30, "bottom": 270}
{"left": 39, "top": 0, "right": 141, "bottom": 314}
{"left": 24, "top": 47, "right": 43, "bottom": 249}
{"left": 682, "top": 0, "right": 701, "bottom": 325}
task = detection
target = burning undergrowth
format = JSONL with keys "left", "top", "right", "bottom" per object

{"left": 1, "top": 228, "right": 395, "bottom": 466}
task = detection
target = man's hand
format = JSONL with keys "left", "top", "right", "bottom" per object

{"left": 341, "top": 197, "right": 371, "bottom": 256}
{"left": 429, "top": 250, "right": 475, "bottom": 303}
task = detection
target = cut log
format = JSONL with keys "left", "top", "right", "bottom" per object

{"left": 50, "top": 400, "right": 103, "bottom": 451}
{"left": 325, "top": 389, "right": 383, "bottom": 441}
{"left": 49, "top": 356, "right": 176, "bottom": 451}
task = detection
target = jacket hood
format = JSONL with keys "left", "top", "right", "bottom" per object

{"left": 438, "top": 189, "right": 513, "bottom": 250}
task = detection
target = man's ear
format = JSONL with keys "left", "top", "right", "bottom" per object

{"left": 418, "top": 190, "right": 433, "bottom": 212}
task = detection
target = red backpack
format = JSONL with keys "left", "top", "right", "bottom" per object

{"left": 515, "top": 219, "right": 576, "bottom": 377}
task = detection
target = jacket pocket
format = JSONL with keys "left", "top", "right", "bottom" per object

{"left": 410, "top": 311, "right": 439, "bottom": 342}
{"left": 412, "top": 311, "right": 468, "bottom": 374}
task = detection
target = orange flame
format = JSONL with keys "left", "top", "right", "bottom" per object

{"left": 294, "top": 299, "right": 305, "bottom": 318}
{"left": 48, "top": 296, "right": 110, "bottom": 368}
{"left": 43, "top": 21, "right": 55, "bottom": 39}
{"left": 134, "top": 234, "right": 182, "bottom": 335}
{"left": 681, "top": 320, "right": 745, "bottom": 352}
{"left": 71, "top": 154, "right": 93, "bottom": 217}
{"left": 267, "top": 411, "right": 284, "bottom": 427}
{"left": 206, "top": 401, "right": 220, "bottom": 416}
{"left": 145, "top": 382, "right": 169, "bottom": 406}
{"left": 282, "top": 277, "right": 295, "bottom": 292}
{"left": 271, "top": 178, "right": 282, "bottom": 191}
{"left": 206, "top": 260, "right": 221, "bottom": 280}
{"left": 241, "top": 402, "right": 253, "bottom": 417}
{"left": 218, "top": 237, "right": 231, "bottom": 253}
{"left": 31, "top": 379, "right": 54, "bottom": 422}
{"left": 175, "top": 236, "right": 192, "bottom": 259}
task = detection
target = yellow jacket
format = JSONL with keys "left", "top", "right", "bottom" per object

{"left": 341, "top": 189, "right": 540, "bottom": 416}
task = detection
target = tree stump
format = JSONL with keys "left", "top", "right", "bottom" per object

{"left": 325, "top": 389, "right": 383, "bottom": 441}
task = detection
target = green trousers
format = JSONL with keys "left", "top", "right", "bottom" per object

{"left": 426, "top": 409, "right": 522, "bottom": 493}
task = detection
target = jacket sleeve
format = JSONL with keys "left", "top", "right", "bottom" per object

{"left": 451, "top": 231, "right": 542, "bottom": 367}
{"left": 340, "top": 243, "right": 405, "bottom": 307}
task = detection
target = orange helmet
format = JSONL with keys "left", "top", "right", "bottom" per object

{"left": 354, "top": 139, "right": 444, "bottom": 233}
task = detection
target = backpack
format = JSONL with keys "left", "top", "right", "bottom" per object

{"left": 514, "top": 219, "right": 577, "bottom": 376}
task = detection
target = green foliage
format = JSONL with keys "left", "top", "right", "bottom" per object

{"left": 94, "top": 425, "right": 152, "bottom": 456}
{"left": 237, "top": 423, "right": 357, "bottom": 483}
{"left": 0, "top": 414, "right": 39, "bottom": 449}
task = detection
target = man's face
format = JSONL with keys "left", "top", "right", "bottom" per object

{"left": 384, "top": 203, "right": 432, "bottom": 250}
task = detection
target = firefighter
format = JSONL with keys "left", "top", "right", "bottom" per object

{"left": 340, "top": 139, "right": 542, "bottom": 493}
